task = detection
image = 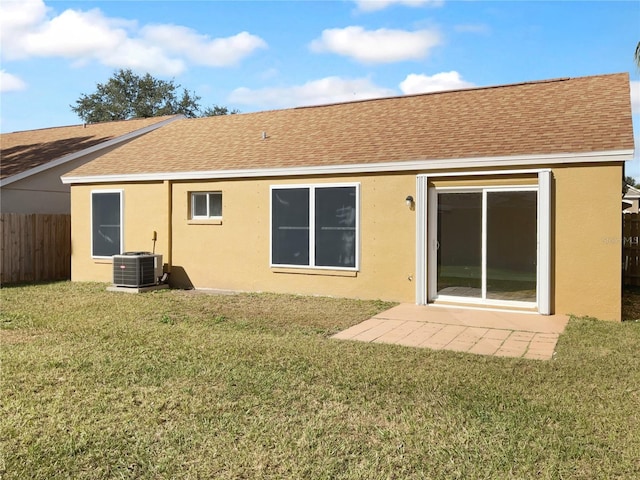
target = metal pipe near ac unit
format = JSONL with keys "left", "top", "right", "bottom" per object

{"left": 164, "top": 180, "right": 173, "bottom": 274}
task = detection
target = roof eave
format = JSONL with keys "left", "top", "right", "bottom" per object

{"left": 61, "top": 148, "right": 635, "bottom": 185}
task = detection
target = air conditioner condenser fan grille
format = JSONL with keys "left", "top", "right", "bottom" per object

{"left": 112, "top": 253, "right": 162, "bottom": 287}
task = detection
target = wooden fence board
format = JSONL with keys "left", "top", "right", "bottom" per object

{"left": 623, "top": 213, "right": 640, "bottom": 286}
{"left": 24, "top": 214, "right": 34, "bottom": 282}
{"left": 0, "top": 213, "right": 71, "bottom": 284}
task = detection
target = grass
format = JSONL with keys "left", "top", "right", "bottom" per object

{"left": 2, "top": 282, "right": 640, "bottom": 479}
{"left": 623, "top": 286, "right": 640, "bottom": 321}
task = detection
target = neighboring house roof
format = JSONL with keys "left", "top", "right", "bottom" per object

{"left": 624, "top": 185, "right": 640, "bottom": 199}
{"left": 62, "top": 73, "right": 635, "bottom": 184}
{"left": 623, "top": 186, "right": 640, "bottom": 212}
{"left": 1, "top": 115, "right": 183, "bottom": 185}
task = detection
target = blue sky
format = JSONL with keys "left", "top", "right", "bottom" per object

{"left": 1, "top": 0, "right": 639, "bottom": 174}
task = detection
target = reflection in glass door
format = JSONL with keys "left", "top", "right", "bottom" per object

{"left": 435, "top": 189, "right": 537, "bottom": 305}
{"left": 437, "top": 193, "right": 482, "bottom": 298}
{"left": 486, "top": 191, "right": 537, "bottom": 302}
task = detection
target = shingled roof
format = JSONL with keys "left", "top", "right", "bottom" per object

{"left": 1, "top": 115, "right": 181, "bottom": 181}
{"left": 63, "top": 73, "right": 634, "bottom": 182}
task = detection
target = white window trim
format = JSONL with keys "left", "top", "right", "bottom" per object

{"left": 415, "top": 176, "right": 429, "bottom": 305}
{"left": 537, "top": 170, "right": 551, "bottom": 315}
{"left": 90, "top": 189, "right": 124, "bottom": 259}
{"left": 269, "top": 182, "right": 360, "bottom": 271}
{"left": 190, "top": 191, "right": 222, "bottom": 220}
{"left": 417, "top": 169, "right": 551, "bottom": 315}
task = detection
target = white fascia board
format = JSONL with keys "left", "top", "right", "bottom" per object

{"left": 61, "top": 148, "right": 634, "bottom": 185}
{"left": 1, "top": 115, "right": 184, "bottom": 188}
{"left": 624, "top": 185, "right": 640, "bottom": 199}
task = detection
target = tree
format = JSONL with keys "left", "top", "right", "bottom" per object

{"left": 624, "top": 175, "right": 638, "bottom": 195}
{"left": 71, "top": 69, "right": 236, "bottom": 123}
{"left": 636, "top": 41, "right": 640, "bottom": 68}
{"left": 201, "top": 105, "right": 240, "bottom": 116}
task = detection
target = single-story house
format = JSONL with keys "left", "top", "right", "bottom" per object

{"left": 1, "top": 115, "right": 182, "bottom": 214}
{"left": 62, "top": 73, "right": 634, "bottom": 321}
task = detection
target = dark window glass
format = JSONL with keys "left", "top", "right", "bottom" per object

{"left": 193, "top": 193, "right": 207, "bottom": 217}
{"left": 315, "top": 187, "right": 356, "bottom": 267}
{"left": 437, "top": 192, "right": 482, "bottom": 297}
{"left": 486, "top": 191, "right": 537, "bottom": 302}
{"left": 208, "top": 193, "right": 222, "bottom": 217}
{"left": 271, "top": 188, "right": 309, "bottom": 265}
{"left": 92, "top": 192, "right": 121, "bottom": 257}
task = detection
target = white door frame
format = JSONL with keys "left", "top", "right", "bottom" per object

{"left": 415, "top": 169, "right": 551, "bottom": 314}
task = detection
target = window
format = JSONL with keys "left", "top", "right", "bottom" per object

{"left": 191, "top": 192, "right": 222, "bottom": 219}
{"left": 91, "top": 190, "right": 122, "bottom": 258}
{"left": 271, "top": 184, "right": 359, "bottom": 269}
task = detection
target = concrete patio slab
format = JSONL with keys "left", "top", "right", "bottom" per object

{"left": 394, "top": 323, "right": 444, "bottom": 347}
{"left": 332, "top": 318, "right": 386, "bottom": 340}
{"left": 332, "top": 303, "right": 569, "bottom": 360}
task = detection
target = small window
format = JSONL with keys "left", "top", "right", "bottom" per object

{"left": 91, "top": 190, "right": 123, "bottom": 258}
{"left": 191, "top": 192, "right": 222, "bottom": 219}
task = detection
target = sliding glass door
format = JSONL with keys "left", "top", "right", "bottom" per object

{"left": 435, "top": 188, "right": 538, "bottom": 306}
{"left": 437, "top": 193, "right": 482, "bottom": 298}
{"left": 486, "top": 191, "right": 537, "bottom": 302}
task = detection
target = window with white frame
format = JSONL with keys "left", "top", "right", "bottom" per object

{"left": 91, "top": 190, "right": 123, "bottom": 258}
{"left": 191, "top": 192, "right": 222, "bottom": 219}
{"left": 271, "top": 184, "right": 359, "bottom": 269}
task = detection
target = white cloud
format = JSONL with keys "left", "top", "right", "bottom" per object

{"left": 229, "top": 76, "right": 395, "bottom": 109}
{"left": 354, "top": 0, "right": 443, "bottom": 12}
{"left": 229, "top": 71, "right": 477, "bottom": 110}
{"left": 310, "top": 26, "right": 441, "bottom": 64}
{"left": 22, "top": 8, "right": 131, "bottom": 59}
{"left": 0, "top": 0, "right": 48, "bottom": 56}
{"left": 630, "top": 80, "right": 640, "bottom": 115}
{"left": 0, "top": 70, "right": 27, "bottom": 92}
{"left": 100, "top": 38, "right": 186, "bottom": 76}
{"left": 399, "top": 71, "right": 475, "bottom": 94}
{"left": 140, "top": 26, "right": 267, "bottom": 67}
{"left": 0, "top": 0, "right": 266, "bottom": 75}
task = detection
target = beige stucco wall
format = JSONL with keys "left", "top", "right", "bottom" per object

{"left": 70, "top": 182, "right": 170, "bottom": 282}
{"left": 69, "top": 162, "right": 625, "bottom": 320}
{"left": 71, "top": 174, "right": 417, "bottom": 301}
{"left": 169, "top": 174, "right": 417, "bottom": 302}
{"left": 552, "top": 163, "right": 623, "bottom": 321}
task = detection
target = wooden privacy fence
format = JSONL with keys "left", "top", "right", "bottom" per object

{"left": 0, "top": 213, "right": 71, "bottom": 284}
{"left": 623, "top": 213, "right": 640, "bottom": 286}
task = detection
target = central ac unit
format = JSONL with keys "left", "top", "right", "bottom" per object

{"left": 112, "top": 252, "right": 163, "bottom": 287}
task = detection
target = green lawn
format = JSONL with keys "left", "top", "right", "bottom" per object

{"left": 2, "top": 282, "right": 639, "bottom": 479}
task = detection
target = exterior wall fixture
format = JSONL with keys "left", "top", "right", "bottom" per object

{"left": 405, "top": 195, "right": 414, "bottom": 207}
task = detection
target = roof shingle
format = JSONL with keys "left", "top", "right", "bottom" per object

{"left": 1, "top": 116, "right": 179, "bottom": 180}
{"left": 64, "top": 73, "right": 634, "bottom": 179}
